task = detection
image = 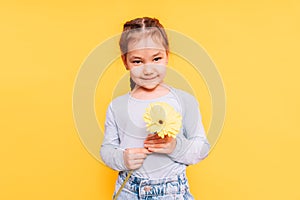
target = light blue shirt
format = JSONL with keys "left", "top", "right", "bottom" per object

{"left": 100, "top": 87, "right": 210, "bottom": 179}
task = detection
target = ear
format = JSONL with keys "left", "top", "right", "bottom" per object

{"left": 121, "top": 54, "right": 129, "bottom": 70}
{"left": 165, "top": 50, "right": 169, "bottom": 64}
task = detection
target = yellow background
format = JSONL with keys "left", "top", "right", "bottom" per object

{"left": 1, "top": 0, "right": 300, "bottom": 199}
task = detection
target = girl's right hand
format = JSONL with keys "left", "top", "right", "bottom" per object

{"left": 123, "top": 148, "right": 152, "bottom": 170}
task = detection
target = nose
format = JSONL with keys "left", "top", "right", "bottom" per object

{"left": 143, "top": 64, "right": 154, "bottom": 75}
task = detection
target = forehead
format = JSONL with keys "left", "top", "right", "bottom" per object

{"left": 127, "top": 36, "right": 165, "bottom": 53}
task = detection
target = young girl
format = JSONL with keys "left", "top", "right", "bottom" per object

{"left": 100, "top": 17, "right": 210, "bottom": 199}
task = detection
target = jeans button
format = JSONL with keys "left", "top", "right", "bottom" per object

{"left": 144, "top": 186, "right": 152, "bottom": 192}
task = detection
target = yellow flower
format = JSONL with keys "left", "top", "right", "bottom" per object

{"left": 143, "top": 102, "right": 182, "bottom": 138}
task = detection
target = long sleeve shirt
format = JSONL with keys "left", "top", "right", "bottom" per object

{"left": 100, "top": 87, "right": 210, "bottom": 178}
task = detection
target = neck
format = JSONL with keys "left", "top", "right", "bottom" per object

{"left": 130, "top": 84, "right": 170, "bottom": 100}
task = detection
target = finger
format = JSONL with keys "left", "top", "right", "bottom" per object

{"left": 147, "top": 147, "right": 166, "bottom": 154}
{"left": 144, "top": 138, "right": 168, "bottom": 144}
{"left": 127, "top": 163, "right": 141, "bottom": 170}
{"left": 145, "top": 137, "right": 173, "bottom": 144}
{"left": 131, "top": 163, "right": 143, "bottom": 170}
{"left": 130, "top": 158, "right": 147, "bottom": 169}
{"left": 129, "top": 158, "right": 144, "bottom": 165}
{"left": 127, "top": 148, "right": 152, "bottom": 154}
{"left": 145, "top": 143, "right": 166, "bottom": 149}
{"left": 134, "top": 159, "right": 146, "bottom": 165}
{"left": 125, "top": 151, "right": 151, "bottom": 161}
{"left": 131, "top": 153, "right": 148, "bottom": 160}
{"left": 146, "top": 134, "right": 174, "bottom": 142}
{"left": 145, "top": 134, "right": 160, "bottom": 140}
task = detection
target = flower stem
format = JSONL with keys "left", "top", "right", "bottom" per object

{"left": 113, "top": 170, "right": 133, "bottom": 200}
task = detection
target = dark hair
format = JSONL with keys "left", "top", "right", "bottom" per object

{"left": 119, "top": 17, "right": 169, "bottom": 56}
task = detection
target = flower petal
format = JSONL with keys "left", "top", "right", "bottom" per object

{"left": 143, "top": 102, "right": 182, "bottom": 138}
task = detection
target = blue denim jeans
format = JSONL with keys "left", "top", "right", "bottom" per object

{"left": 113, "top": 171, "right": 194, "bottom": 200}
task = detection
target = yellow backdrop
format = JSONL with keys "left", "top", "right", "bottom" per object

{"left": 1, "top": 0, "right": 300, "bottom": 199}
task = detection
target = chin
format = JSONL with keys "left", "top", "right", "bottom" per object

{"left": 142, "top": 85, "right": 159, "bottom": 90}
{"left": 139, "top": 82, "right": 160, "bottom": 90}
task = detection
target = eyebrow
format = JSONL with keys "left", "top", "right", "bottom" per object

{"left": 152, "top": 51, "right": 162, "bottom": 57}
{"left": 128, "top": 51, "right": 163, "bottom": 60}
{"left": 129, "top": 56, "right": 142, "bottom": 59}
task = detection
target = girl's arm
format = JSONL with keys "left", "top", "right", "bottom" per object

{"left": 167, "top": 95, "right": 211, "bottom": 165}
{"left": 100, "top": 103, "right": 151, "bottom": 171}
{"left": 100, "top": 103, "right": 128, "bottom": 171}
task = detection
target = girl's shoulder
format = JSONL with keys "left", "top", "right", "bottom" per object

{"left": 109, "top": 92, "right": 130, "bottom": 105}
{"left": 106, "top": 92, "right": 130, "bottom": 113}
{"left": 170, "top": 87, "right": 198, "bottom": 104}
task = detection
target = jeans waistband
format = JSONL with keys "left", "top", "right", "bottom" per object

{"left": 118, "top": 171, "right": 189, "bottom": 198}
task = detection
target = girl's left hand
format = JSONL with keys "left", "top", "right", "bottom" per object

{"left": 144, "top": 134, "right": 176, "bottom": 154}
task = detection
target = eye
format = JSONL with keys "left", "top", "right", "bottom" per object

{"left": 153, "top": 57, "right": 162, "bottom": 62}
{"left": 132, "top": 60, "right": 142, "bottom": 64}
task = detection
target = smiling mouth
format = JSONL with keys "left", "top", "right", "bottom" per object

{"left": 141, "top": 76, "right": 158, "bottom": 80}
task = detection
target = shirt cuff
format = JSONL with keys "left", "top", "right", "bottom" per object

{"left": 115, "top": 147, "right": 129, "bottom": 171}
{"left": 167, "top": 136, "right": 183, "bottom": 159}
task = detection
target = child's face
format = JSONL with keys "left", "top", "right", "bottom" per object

{"left": 122, "top": 36, "right": 168, "bottom": 90}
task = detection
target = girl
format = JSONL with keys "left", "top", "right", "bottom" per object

{"left": 100, "top": 17, "right": 210, "bottom": 199}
